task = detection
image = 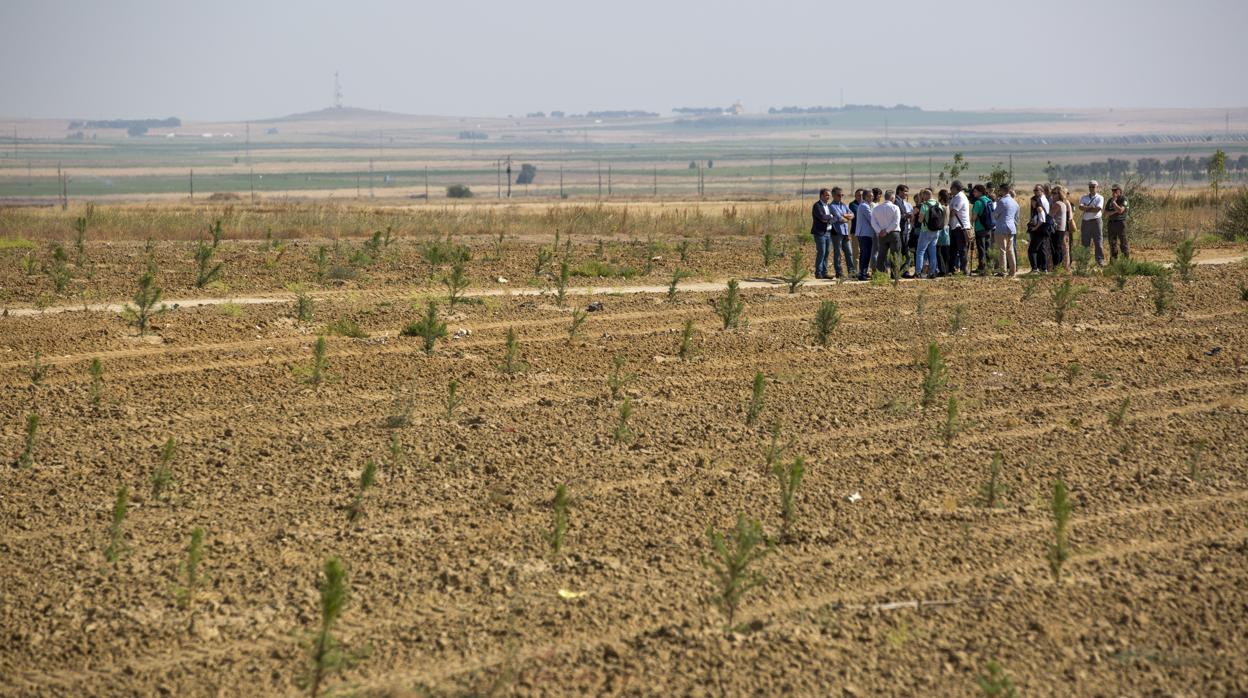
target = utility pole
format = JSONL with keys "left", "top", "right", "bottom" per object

{"left": 61, "top": 167, "right": 68, "bottom": 210}
{"left": 1008, "top": 153, "right": 1014, "bottom": 185}
{"left": 369, "top": 158, "right": 374, "bottom": 198}
{"left": 653, "top": 166, "right": 658, "bottom": 198}
{"left": 505, "top": 155, "right": 512, "bottom": 199}
{"left": 245, "top": 122, "right": 251, "bottom": 167}
{"left": 496, "top": 159, "right": 501, "bottom": 198}
{"left": 189, "top": 168, "right": 194, "bottom": 201}
{"left": 250, "top": 167, "right": 256, "bottom": 203}
{"left": 559, "top": 165, "right": 564, "bottom": 199}
{"left": 607, "top": 164, "right": 612, "bottom": 197}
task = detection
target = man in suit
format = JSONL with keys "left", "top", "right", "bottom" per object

{"left": 811, "top": 188, "right": 836, "bottom": 279}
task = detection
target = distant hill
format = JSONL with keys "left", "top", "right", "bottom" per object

{"left": 260, "top": 106, "right": 416, "bottom": 123}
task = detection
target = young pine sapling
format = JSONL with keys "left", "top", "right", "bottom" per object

{"left": 445, "top": 379, "right": 464, "bottom": 421}
{"left": 1048, "top": 480, "right": 1072, "bottom": 584}
{"left": 401, "top": 300, "right": 447, "bottom": 355}
{"left": 194, "top": 220, "right": 224, "bottom": 288}
{"left": 1108, "top": 396, "right": 1130, "bottom": 429}
{"left": 554, "top": 258, "right": 570, "bottom": 306}
{"left": 715, "top": 279, "right": 745, "bottom": 330}
{"left": 948, "top": 303, "right": 969, "bottom": 333}
{"left": 567, "top": 308, "right": 587, "bottom": 345}
{"left": 105, "top": 485, "right": 129, "bottom": 563}
{"left": 920, "top": 342, "right": 948, "bottom": 411}
{"left": 444, "top": 259, "right": 470, "bottom": 310}
{"left": 975, "top": 660, "right": 1019, "bottom": 698}
{"left": 667, "top": 267, "right": 692, "bottom": 303}
{"left": 613, "top": 397, "right": 634, "bottom": 444}
{"left": 500, "top": 327, "right": 527, "bottom": 374}
{"left": 678, "top": 318, "right": 697, "bottom": 361}
{"left": 783, "top": 248, "right": 808, "bottom": 293}
{"left": 761, "top": 233, "right": 778, "bottom": 269}
{"left": 942, "top": 395, "right": 962, "bottom": 446}
{"left": 545, "top": 484, "right": 570, "bottom": 558}
{"left": 174, "top": 526, "right": 205, "bottom": 611}
{"left": 122, "top": 257, "right": 164, "bottom": 336}
{"left": 151, "top": 437, "right": 176, "bottom": 501}
{"left": 306, "top": 556, "right": 350, "bottom": 698}
{"left": 88, "top": 358, "right": 104, "bottom": 407}
{"left": 1050, "top": 278, "right": 1087, "bottom": 325}
{"left": 812, "top": 300, "right": 840, "bottom": 347}
{"left": 16, "top": 413, "right": 39, "bottom": 468}
{"left": 29, "top": 351, "right": 47, "bottom": 386}
{"left": 1174, "top": 238, "right": 1196, "bottom": 282}
{"left": 703, "top": 514, "right": 770, "bottom": 630}
{"left": 295, "top": 336, "right": 329, "bottom": 386}
{"left": 773, "top": 455, "right": 804, "bottom": 543}
{"left": 977, "top": 451, "right": 1007, "bottom": 508}
{"left": 607, "top": 354, "right": 636, "bottom": 400}
{"left": 1151, "top": 271, "right": 1175, "bottom": 316}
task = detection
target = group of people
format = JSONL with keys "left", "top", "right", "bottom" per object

{"left": 809, "top": 180, "right": 1129, "bottom": 280}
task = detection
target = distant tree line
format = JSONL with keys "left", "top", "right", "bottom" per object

{"left": 458, "top": 131, "right": 488, "bottom": 140}
{"left": 585, "top": 110, "right": 658, "bottom": 119}
{"left": 1044, "top": 154, "right": 1248, "bottom": 184}
{"left": 67, "top": 117, "right": 181, "bottom": 130}
{"left": 673, "top": 106, "right": 731, "bottom": 115}
{"left": 767, "top": 104, "right": 920, "bottom": 115}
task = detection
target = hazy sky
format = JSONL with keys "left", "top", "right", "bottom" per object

{"left": 2, "top": 0, "right": 1246, "bottom": 121}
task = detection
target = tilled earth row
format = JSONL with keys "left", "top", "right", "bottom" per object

{"left": 2, "top": 259, "right": 1247, "bottom": 696}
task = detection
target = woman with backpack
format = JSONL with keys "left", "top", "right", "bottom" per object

{"left": 913, "top": 188, "right": 943, "bottom": 279}
{"left": 1049, "top": 186, "right": 1073, "bottom": 272}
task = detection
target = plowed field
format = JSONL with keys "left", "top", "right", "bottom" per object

{"left": 2, "top": 237, "right": 1247, "bottom": 697}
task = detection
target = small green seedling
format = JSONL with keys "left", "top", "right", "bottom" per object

{"left": 545, "top": 484, "right": 571, "bottom": 558}
{"left": 975, "top": 660, "right": 1018, "bottom": 698}
{"left": 345, "top": 460, "right": 378, "bottom": 524}
{"left": 401, "top": 300, "right": 447, "bottom": 355}
{"left": 1020, "top": 275, "right": 1040, "bottom": 301}
{"left": 73, "top": 216, "right": 89, "bottom": 268}
{"left": 554, "top": 258, "right": 570, "bottom": 306}
{"left": 607, "top": 354, "right": 636, "bottom": 400}
{"left": 677, "top": 239, "right": 690, "bottom": 262}
{"left": 151, "top": 437, "right": 176, "bottom": 501}
{"left": 444, "top": 259, "right": 470, "bottom": 310}
{"left": 1048, "top": 480, "right": 1072, "bottom": 584}
{"left": 194, "top": 220, "right": 224, "bottom": 288}
{"left": 293, "top": 287, "right": 315, "bottom": 323}
{"left": 88, "top": 358, "right": 104, "bottom": 407}
{"left": 122, "top": 257, "right": 165, "bottom": 336}
{"left": 445, "top": 379, "right": 464, "bottom": 420}
{"left": 921, "top": 342, "right": 947, "bottom": 411}
{"left": 783, "top": 249, "right": 807, "bottom": 293}
{"left": 105, "top": 485, "right": 129, "bottom": 563}
{"left": 977, "top": 451, "right": 1007, "bottom": 508}
{"left": 306, "top": 556, "right": 350, "bottom": 698}
{"left": 325, "top": 318, "right": 367, "bottom": 338}
{"left": 761, "top": 233, "right": 778, "bottom": 269}
{"left": 1051, "top": 278, "right": 1087, "bottom": 325}
{"left": 47, "top": 243, "right": 71, "bottom": 294}
{"left": 678, "top": 318, "right": 697, "bottom": 360}
{"left": 174, "top": 526, "right": 206, "bottom": 611}
{"left": 715, "top": 279, "right": 745, "bottom": 329}
{"left": 773, "top": 455, "right": 804, "bottom": 543}
{"left": 1071, "top": 244, "right": 1092, "bottom": 277}
{"left": 1065, "top": 362, "right": 1083, "bottom": 386}
{"left": 294, "top": 336, "right": 329, "bottom": 386}
{"left": 703, "top": 514, "right": 770, "bottom": 629}
{"left": 1151, "top": 272, "right": 1175, "bottom": 315}
{"left": 667, "top": 267, "right": 692, "bottom": 302}
{"left": 567, "top": 308, "right": 587, "bottom": 344}
{"left": 314, "top": 246, "right": 329, "bottom": 281}
{"left": 812, "top": 300, "right": 841, "bottom": 347}
{"left": 534, "top": 247, "right": 553, "bottom": 278}
{"left": 16, "top": 413, "right": 39, "bottom": 468}
{"left": 389, "top": 433, "right": 405, "bottom": 473}
{"left": 1174, "top": 238, "right": 1196, "bottom": 282}
{"left": 1238, "top": 282, "right": 1248, "bottom": 302}
{"left": 942, "top": 395, "right": 962, "bottom": 446}
{"left": 1108, "top": 397, "right": 1130, "bottom": 429}
{"left": 745, "top": 371, "right": 765, "bottom": 427}
{"left": 29, "top": 351, "right": 47, "bottom": 386}
{"left": 500, "top": 327, "right": 527, "bottom": 374}
{"left": 613, "top": 397, "right": 634, "bottom": 444}
{"left": 948, "top": 304, "right": 968, "bottom": 333}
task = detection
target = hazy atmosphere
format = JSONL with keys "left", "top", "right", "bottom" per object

{"left": 3, "top": 0, "right": 1247, "bottom": 120}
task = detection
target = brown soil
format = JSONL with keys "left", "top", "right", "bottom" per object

{"left": 2, "top": 240, "right": 1247, "bottom": 697}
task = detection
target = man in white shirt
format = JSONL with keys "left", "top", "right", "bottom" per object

{"left": 1079, "top": 180, "right": 1106, "bottom": 266}
{"left": 948, "top": 181, "right": 971, "bottom": 274}
{"left": 854, "top": 190, "right": 876, "bottom": 280}
{"left": 871, "top": 191, "right": 903, "bottom": 279}
{"left": 992, "top": 184, "right": 1020, "bottom": 276}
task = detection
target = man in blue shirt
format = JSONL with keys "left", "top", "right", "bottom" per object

{"left": 828, "top": 187, "right": 854, "bottom": 279}
{"left": 992, "top": 184, "right": 1020, "bottom": 276}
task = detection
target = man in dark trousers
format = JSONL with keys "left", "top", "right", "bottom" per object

{"left": 1106, "top": 184, "right": 1129, "bottom": 260}
{"left": 810, "top": 188, "right": 835, "bottom": 279}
